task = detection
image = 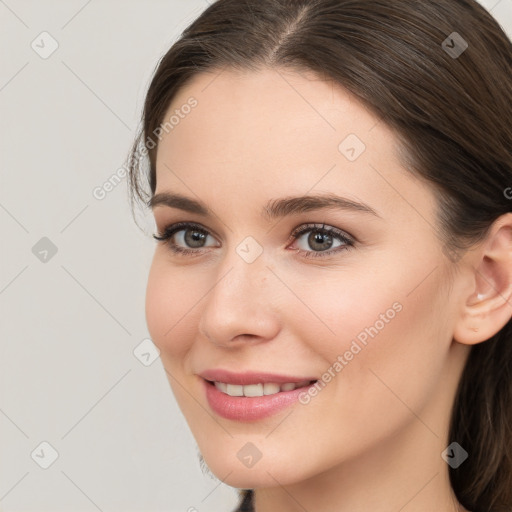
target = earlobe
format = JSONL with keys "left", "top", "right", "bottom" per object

{"left": 453, "top": 213, "right": 512, "bottom": 346}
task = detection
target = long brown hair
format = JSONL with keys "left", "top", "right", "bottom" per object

{"left": 127, "top": 1, "right": 512, "bottom": 510}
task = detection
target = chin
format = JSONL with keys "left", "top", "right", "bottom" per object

{"left": 200, "top": 446, "right": 310, "bottom": 489}
{"left": 212, "top": 465, "right": 295, "bottom": 489}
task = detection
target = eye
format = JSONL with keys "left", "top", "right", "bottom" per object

{"left": 153, "top": 221, "right": 355, "bottom": 259}
{"left": 153, "top": 222, "right": 218, "bottom": 256}
{"left": 288, "top": 223, "right": 355, "bottom": 259}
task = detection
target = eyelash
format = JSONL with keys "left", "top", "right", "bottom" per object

{"left": 153, "top": 221, "right": 355, "bottom": 259}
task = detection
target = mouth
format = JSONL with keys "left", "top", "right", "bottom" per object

{"left": 202, "top": 377, "right": 319, "bottom": 421}
{"left": 204, "top": 379, "right": 317, "bottom": 397}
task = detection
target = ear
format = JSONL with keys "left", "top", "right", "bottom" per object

{"left": 453, "top": 213, "right": 512, "bottom": 345}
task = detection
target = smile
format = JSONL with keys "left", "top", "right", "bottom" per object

{"left": 211, "top": 380, "right": 315, "bottom": 397}
{"left": 202, "top": 377, "right": 319, "bottom": 421}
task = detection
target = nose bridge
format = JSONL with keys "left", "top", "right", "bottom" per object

{"left": 198, "top": 238, "right": 279, "bottom": 343}
{"left": 214, "top": 232, "right": 270, "bottom": 299}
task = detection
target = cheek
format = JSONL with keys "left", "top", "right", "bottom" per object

{"left": 145, "top": 256, "right": 202, "bottom": 361}
{"left": 287, "top": 260, "right": 450, "bottom": 405}
{"left": 303, "top": 253, "right": 447, "bottom": 349}
{"left": 277, "top": 262, "right": 408, "bottom": 359}
{"left": 272, "top": 266, "right": 451, "bottom": 469}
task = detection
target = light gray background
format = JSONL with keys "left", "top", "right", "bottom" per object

{"left": 1, "top": 1, "right": 511, "bottom": 511}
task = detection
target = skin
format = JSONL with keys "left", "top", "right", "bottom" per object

{"left": 145, "top": 67, "right": 512, "bottom": 512}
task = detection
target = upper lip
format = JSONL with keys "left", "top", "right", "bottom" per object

{"left": 199, "top": 369, "right": 318, "bottom": 386}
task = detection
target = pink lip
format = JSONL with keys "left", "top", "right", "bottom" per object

{"left": 199, "top": 369, "right": 317, "bottom": 385}
{"left": 199, "top": 370, "right": 318, "bottom": 422}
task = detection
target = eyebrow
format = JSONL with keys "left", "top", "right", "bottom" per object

{"left": 148, "top": 192, "right": 381, "bottom": 219}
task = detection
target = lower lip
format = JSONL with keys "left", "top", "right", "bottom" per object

{"left": 203, "top": 379, "right": 316, "bottom": 422}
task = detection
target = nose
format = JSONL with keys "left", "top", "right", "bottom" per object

{"left": 197, "top": 248, "right": 281, "bottom": 347}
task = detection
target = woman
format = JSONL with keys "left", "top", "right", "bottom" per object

{"left": 127, "top": 0, "right": 512, "bottom": 511}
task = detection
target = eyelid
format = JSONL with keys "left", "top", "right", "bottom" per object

{"left": 154, "top": 219, "right": 220, "bottom": 240}
{"left": 289, "top": 222, "right": 354, "bottom": 243}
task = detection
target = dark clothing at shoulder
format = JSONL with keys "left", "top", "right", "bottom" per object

{"left": 233, "top": 490, "right": 254, "bottom": 512}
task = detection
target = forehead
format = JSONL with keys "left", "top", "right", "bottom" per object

{"left": 154, "top": 67, "right": 433, "bottom": 224}
{"left": 158, "top": 67, "right": 381, "bottom": 162}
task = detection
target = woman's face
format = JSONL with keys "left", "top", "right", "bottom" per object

{"left": 146, "top": 67, "right": 470, "bottom": 489}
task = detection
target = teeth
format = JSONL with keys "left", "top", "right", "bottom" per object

{"left": 226, "top": 384, "right": 244, "bottom": 396}
{"left": 215, "top": 382, "right": 228, "bottom": 394}
{"left": 243, "top": 384, "right": 263, "bottom": 397}
{"left": 263, "top": 383, "right": 280, "bottom": 395}
{"left": 214, "top": 380, "right": 312, "bottom": 397}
